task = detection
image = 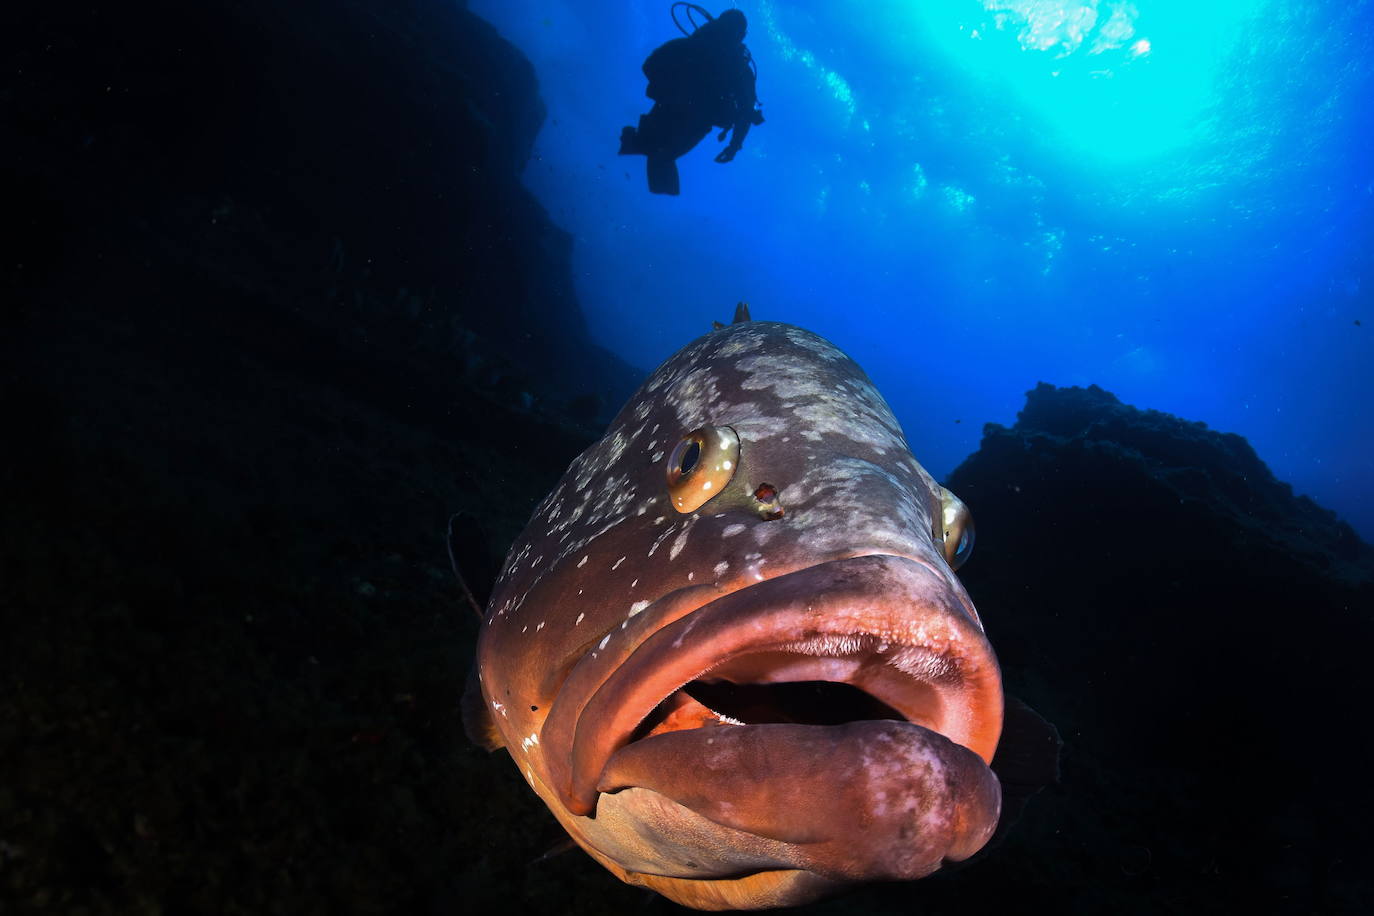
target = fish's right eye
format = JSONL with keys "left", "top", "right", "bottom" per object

{"left": 667, "top": 426, "right": 739, "bottom": 513}
{"left": 935, "top": 486, "right": 975, "bottom": 571}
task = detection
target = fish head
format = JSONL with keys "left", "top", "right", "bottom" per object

{"left": 472, "top": 321, "right": 1002, "bottom": 909}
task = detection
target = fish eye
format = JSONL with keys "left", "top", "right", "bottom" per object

{"left": 937, "top": 487, "right": 975, "bottom": 571}
{"left": 667, "top": 426, "right": 739, "bottom": 513}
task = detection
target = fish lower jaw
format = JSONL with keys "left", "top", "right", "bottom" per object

{"left": 556, "top": 555, "right": 1003, "bottom": 819}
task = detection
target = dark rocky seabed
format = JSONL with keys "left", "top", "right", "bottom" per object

{"left": 4, "top": 1, "right": 1372, "bottom": 913}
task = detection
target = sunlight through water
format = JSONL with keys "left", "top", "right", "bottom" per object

{"left": 905, "top": 0, "right": 1260, "bottom": 162}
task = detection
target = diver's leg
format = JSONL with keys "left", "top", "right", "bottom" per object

{"left": 620, "top": 106, "right": 663, "bottom": 156}
{"left": 646, "top": 119, "right": 709, "bottom": 194}
{"left": 646, "top": 157, "right": 680, "bottom": 195}
{"left": 632, "top": 106, "right": 707, "bottom": 194}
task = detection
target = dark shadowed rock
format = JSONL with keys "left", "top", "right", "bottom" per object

{"left": 943, "top": 382, "right": 1374, "bottom": 913}
{"left": 1, "top": 3, "right": 658, "bottom": 914}
{"left": 6, "top": 0, "right": 639, "bottom": 415}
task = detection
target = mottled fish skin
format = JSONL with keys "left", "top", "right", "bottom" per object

{"left": 471, "top": 321, "right": 1003, "bottom": 910}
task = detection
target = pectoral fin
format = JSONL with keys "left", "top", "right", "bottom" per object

{"left": 963, "top": 694, "right": 1061, "bottom": 861}
{"left": 461, "top": 663, "right": 505, "bottom": 751}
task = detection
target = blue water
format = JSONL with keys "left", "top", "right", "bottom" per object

{"left": 472, "top": 0, "right": 1374, "bottom": 540}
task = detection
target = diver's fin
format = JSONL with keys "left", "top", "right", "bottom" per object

{"left": 461, "top": 662, "right": 505, "bottom": 751}
{"left": 647, "top": 157, "right": 680, "bottom": 195}
{"left": 446, "top": 512, "right": 498, "bottom": 617}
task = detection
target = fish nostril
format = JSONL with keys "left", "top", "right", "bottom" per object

{"left": 752, "top": 483, "right": 784, "bottom": 520}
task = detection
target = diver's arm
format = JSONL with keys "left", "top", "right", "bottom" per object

{"left": 714, "top": 118, "right": 751, "bottom": 163}
{"left": 715, "top": 55, "right": 758, "bottom": 164}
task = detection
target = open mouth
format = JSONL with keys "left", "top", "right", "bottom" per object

{"left": 631, "top": 676, "right": 911, "bottom": 737}
{"left": 541, "top": 553, "right": 1005, "bottom": 847}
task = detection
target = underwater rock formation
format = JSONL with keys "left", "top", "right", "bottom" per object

{"left": 959, "top": 382, "right": 1370, "bottom": 578}
{"left": 4, "top": 2, "right": 645, "bottom": 913}
{"left": 7, "top": 0, "right": 638, "bottom": 413}
{"left": 944, "top": 382, "right": 1374, "bottom": 913}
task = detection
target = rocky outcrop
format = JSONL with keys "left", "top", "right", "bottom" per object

{"left": 6, "top": 0, "right": 639, "bottom": 414}
{"left": 941, "top": 382, "right": 1374, "bottom": 913}
{"left": 978, "top": 383, "right": 1370, "bottom": 577}
{"left": 2, "top": 3, "right": 645, "bottom": 913}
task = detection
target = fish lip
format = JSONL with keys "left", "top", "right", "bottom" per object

{"left": 542, "top": 553, "right": 1003, "bottom": 818}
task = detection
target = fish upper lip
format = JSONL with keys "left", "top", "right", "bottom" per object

{"left": 540, "top": 553, "right": 1003, "bottom": 818}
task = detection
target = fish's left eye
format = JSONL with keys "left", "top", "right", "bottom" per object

{"left": 667, "top": 426, "right": 739, "bottom": 513}
{"left": 936, "top": 487, "right": 975, "bottom": 571}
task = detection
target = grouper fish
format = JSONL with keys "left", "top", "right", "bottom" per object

{"left": 463, "top": 311, "right": 1019, "bottom": 909}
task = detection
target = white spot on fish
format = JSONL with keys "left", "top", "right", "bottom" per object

{"left": 669, "top": 527, "right": 691, "bottom": 560}
{"left": 612, "top": 556, "right": 626, "bottom": 570}
{"left": 629, "top": 600, "right": 650, "bottom": 616}
{"left": 521, "top": 732, "right": 540, "bottom": 751}
{"left": 722, "top": 523, "right": 745, "bottom": 537}
{"left": 575, "top": 613, "right": 585, "bottom": 625}
{"left": 648, "top": 523, "right": 678, "bottom": 557}
{"left": 599, "top": 634, "right": 611, "bottom": 650}
{"left": 578, "top": 555, "right": 588, "bottom": 568}
{"left": 713, "top": 561, "right": 729, "bottom": 577}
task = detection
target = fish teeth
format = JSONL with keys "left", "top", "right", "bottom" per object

{"left": 885, "top": 646, "right": 956, "bottom": 681}
{"left": 777, "top": 634, "right": 875, "bottom": 657}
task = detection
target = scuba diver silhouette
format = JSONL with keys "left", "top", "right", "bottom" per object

{"left": 618, "top": 4, "right": 764, "bottom": 195}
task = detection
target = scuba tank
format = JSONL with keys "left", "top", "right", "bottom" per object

{"left": 665, "top": 3, "right": 762, "bottom": 113}
{"left": 670, "top": 2, "right": 715, "bottom": 36}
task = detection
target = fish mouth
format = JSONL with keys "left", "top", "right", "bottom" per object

{"left": 542, "top": 554, "right": 1004, "bottom": 880}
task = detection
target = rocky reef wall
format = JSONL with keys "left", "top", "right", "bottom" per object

{"left": 7, "top": 0, "right": 639, "bottom": 414}
{"left": 944, "top": 382, "right": 1374, "bottom": 912}
{"left": 3, "top": 2, "right": 642, "bottom": 912}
